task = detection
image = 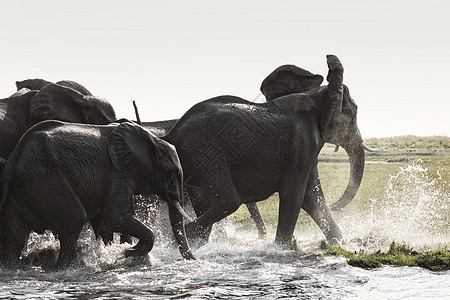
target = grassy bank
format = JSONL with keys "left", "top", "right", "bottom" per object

{"left": 227, "top": 136, "right": 450, "bottom": 270}
{"left": 325, "top": 242, "right": 450, "bottom": 272}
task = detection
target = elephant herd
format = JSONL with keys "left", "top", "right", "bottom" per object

{"left": 0, "top": 55, "right": 375, "bottom": 270}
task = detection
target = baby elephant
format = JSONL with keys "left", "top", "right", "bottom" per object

{"left": 0, "top": 120, "right": 194, "bottom": 269}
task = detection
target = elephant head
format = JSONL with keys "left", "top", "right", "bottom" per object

{"left": 107, "top": 122, "right": 194, "bottom": 259}
{"left": 265, "top": 56, "right": 374, "bottom": 212}
{"left": 27, "top": 83, "right": 116, "bottom": 127}
{"left": 260, "top": 64, "right": 324, "bottom": 101}
{"left": 313, "top": 55, "right": 375, "bottom": 211}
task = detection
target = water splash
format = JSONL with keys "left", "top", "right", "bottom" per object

{"left": 340, "top": 159, "right": 449, "bottom": 252}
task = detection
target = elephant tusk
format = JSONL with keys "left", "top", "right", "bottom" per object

{"left": 360, "top": 142, "right": 378, "bottom": 152}
{"left": 174, "top": 201, "right": 194, "bottom": 222}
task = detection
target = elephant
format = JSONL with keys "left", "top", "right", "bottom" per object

{"left": 0, "top": 82, "right": 116, "bottom": 176}
{"left": 161, "top": 55, "right": 374, "bottom": 246}
{"left": 15, "top": 78, "right": 93, "bottom": 95}
{"left": 135, "top": 66, "right": 326, "bottom": 241}
{"left": 0, "top": 120, "right": 194, "bottom": 269}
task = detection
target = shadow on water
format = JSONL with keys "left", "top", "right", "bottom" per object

{"left": 1, "top": 160, "right": 449, "bottom": 299}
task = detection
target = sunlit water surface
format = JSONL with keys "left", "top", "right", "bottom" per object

{"left": 1, "top": 161, "right": 449, "bottom": 299}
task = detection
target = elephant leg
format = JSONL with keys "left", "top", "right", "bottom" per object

{"left": 2, "top": 202, "right": 30, "bottom": 266}
{"left": 185, "top": 175, "right": 241, "bottom": 243}
{"left": 275, "top": 167, "right": 311, "bottom": 245}
{"left": 186, "top": 185, "right": 212, "bottom": 244}
{"left": 54, "top": 202, "right": 87, "bottom": 269}
{"left": 120, "top": 195, "right": 153, "bottom": 245}
{"left": 56, "top": 226, "right": 84, "bottom": 269}
{"left": 245, "top": 202, "right": 267, "bottom": 239}
{"left": 302, "top": 165, "right": 343, "bottom": 244}
{"left": 91, "top": 216, "right": 114, "bottom": 245}
{"left": 107, "top": 216, "right": 155, "bottom": 257}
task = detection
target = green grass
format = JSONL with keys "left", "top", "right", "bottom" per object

{"left": 324, "top": 242, "right": 450, "bottom": 272}
{"left": 227, "top": 136, "right": 450, "bottom": 270}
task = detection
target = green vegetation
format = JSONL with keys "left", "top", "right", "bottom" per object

{"left": 324, "top": 242, "right": 450, "bottom": 272}
{"left": 227, "top": 135, "right": 450, "bottom": 270}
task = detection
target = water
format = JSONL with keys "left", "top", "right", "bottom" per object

{"left": 1, "top": 161, "right": 449, "bottom": 299}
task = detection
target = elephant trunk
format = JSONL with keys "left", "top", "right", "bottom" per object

{"left": 168, "top": 201, "right": 195, "bottom": 260}
{"left": 330, "top": 142, "right": 365, "bottom": 211}
{"left": 167, "top": 177, "right": 195, "bottom": 260}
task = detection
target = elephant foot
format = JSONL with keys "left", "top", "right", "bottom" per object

{"left": 124, "top": 238, "right": 154, "bottom": 258}
{"left": 125, "top": 248, "right": 149, "bottom": 258}
{"left": 125, "top": 245, "right": 153, "bottom": 257}
{"left": 274, "top": 235, "right": 302, "bottom": 251}
{"left": 258, "top": 230, "right": 267, "bottom": 240}
{"left": 324, "top": 234, "right": 344, "bottom": 246}
{"left": 319, "top": 237, "right": 344, "bottom": 250}
{"left": 21, "top": 247, "right": 59, "bottom": 270}
{"left": 185, "top": 221, "right": 211, "bottom": 248}
{"left": 120, "top": 253, "right": 151, "bottom": 267}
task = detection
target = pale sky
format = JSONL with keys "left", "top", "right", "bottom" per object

{"left": 1, "top": 1, "right": 449, "bottom": 138}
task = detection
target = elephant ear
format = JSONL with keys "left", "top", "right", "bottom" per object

{"left": 260, "top": 65, "right": 323, "bottom": 101}
{"left": 78, "top": 95, "right": 117, "bottom": 124}
{"left": 28, "top": 83, "right": 116, "bottom": 126}
{"left": 16, "top": 78, "right": 52, "bottom": 91}
{"left": 342, "top": 85, "right": 358, "bottom": 117}
{"left": 107, "top": 122, "right": 158, "bottom": 192}
{"left": 56, "top": 80, "right": 93, "bottom": 95}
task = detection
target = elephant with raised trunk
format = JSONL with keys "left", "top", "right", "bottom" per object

{"left": 0, "top": 120, "right": 194, "bottom": 269}
{"left": 139, "top": 64, "right": 326, "bottom": 240}
{"left": 163, "top": 55, "right": 372, "bottom": 246}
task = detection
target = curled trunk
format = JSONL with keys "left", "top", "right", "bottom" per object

{"left": 330, "top": 144, "right": 365, "bottom": 211}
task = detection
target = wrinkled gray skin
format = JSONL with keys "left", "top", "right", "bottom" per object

{"left": 143, "top": 120, "right": 269, "bottom": 239}
{"left": 0, "top": 121, "right": 194, "bottom": 269}
{"left": 163, "top": 55, "right": 368, "bottom": 246}
{"left": 138, "top": 66, "right": 326, "bottom": 240}
{"left": 0, "top": 82, "right": 116, "bottom": 177}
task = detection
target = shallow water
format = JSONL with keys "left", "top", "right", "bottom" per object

{"left": 1, "top": 234, "right": 449, "bottom": 300}
{"left": 1, "top": 161, "right": 449, "bottom": 299}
